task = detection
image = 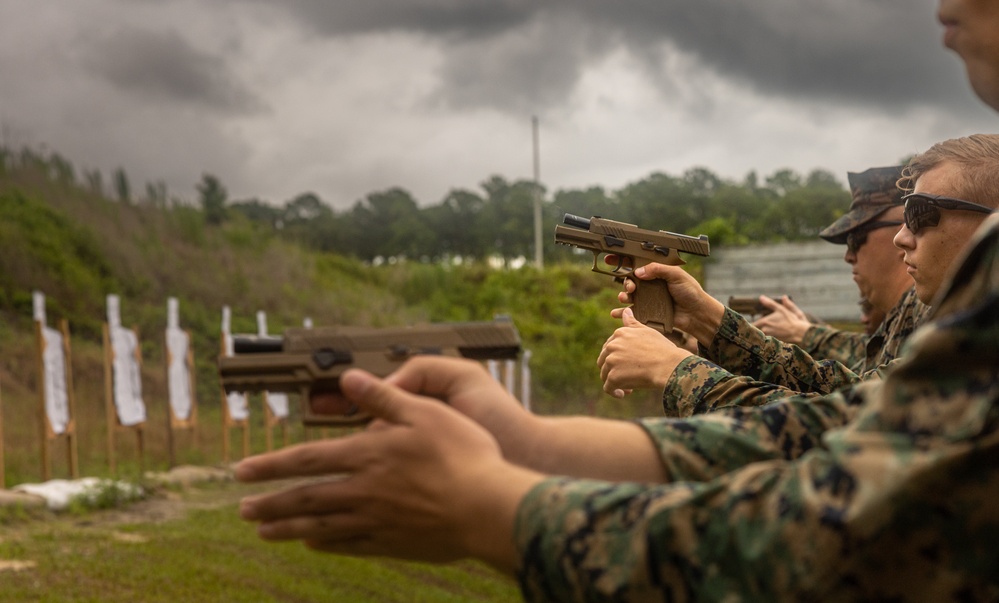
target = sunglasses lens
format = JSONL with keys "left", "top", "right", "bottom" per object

{"left": 904, "top": 199, "right": 941, "bottom": 234}
{"left": 847, "top": 231, "right": 866, "bottom": 254}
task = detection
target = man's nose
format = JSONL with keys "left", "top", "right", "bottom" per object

{"left": 893, "top": 226, "right": 914, "bottom": 249}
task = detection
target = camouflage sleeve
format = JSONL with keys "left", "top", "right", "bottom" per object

{"left": 518, "top": 349, "right": 997, "bottom": 600}
{"left": 514, "top": 214, "right": 999, "bottom": 602}
{"left": 647, "top": 389, "right": 859, "bottom": 481}
{"left": 708, "top": 308, "right": 864, "bottom": 390}
{"left": 662, "top": 356, "right": 826, "bottom": 417}
{"left": 799, "top": 324, "right": 867, "bottom": 367}
{"left": 662, "top": 309, "right": 869, "bottom": 416}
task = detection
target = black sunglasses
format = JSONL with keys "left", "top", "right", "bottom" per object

{"left": 845, "top": 220, "right": 904, "bottom": 254}
{"left": 902, "top": 192, "right": 995, "bottom": 235}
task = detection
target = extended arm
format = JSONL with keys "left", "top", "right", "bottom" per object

{"left": 519, "top": 307, "right": 999, "bottom": 601}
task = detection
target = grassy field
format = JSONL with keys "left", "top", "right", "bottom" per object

{"left": 0, "top": 480, "right": 521, "bottom": 602}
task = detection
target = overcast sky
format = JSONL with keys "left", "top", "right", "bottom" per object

{"left": 1, "top": 0, "right": 995, "bottom": 210}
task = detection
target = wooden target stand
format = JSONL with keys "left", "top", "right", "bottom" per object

{"left": 0, "top": 378, "right": 5, "bottom": 488}
{"left": 164, "top": 328, "right": 199, "bottom": 468}
{"left": 103, "top": 323, "right": 145, "bottom": 475}
{"left": 36, "top": 319, "right": 80, "bottom": 481}
{"left": 263, "top": 394, "right": 290, "bottom": 451}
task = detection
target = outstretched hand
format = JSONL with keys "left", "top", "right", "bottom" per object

{"left": 236, "top": 366, "right": 544, "bottom": 572}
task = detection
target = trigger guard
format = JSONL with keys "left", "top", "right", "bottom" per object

{"left": 593, "top": 253, "right": 633, "bottom": 278}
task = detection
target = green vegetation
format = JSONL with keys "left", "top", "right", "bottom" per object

{"left": 0, "top": 482, "right": 519, "bottom": 602}
{"left": 0, "top": 143, "right": 867, "bottom": 602}
{"left": 0, "top": 145, "right": 851, "bottom": 486}
{"left": 65, "top": 479, "right": 148, "bottom": 514}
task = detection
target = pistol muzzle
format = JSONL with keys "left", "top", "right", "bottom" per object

{"left": 562, "top": 213, "right": 591, "bottom": 230}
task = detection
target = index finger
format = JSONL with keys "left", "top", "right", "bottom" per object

{"left": 383, "top": 356, "right": 495, "bottom": 400}
{"left": 234, "top": 436, "right": 365, "bottom": 483}
{"left": 236, "top": 370, "right": 423, "bottom": 482}
{"left": 778, "top": 295, "right": 807, "bottom": 318}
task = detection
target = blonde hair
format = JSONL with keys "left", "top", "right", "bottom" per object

{"left": 898, "top": 134, "right": 999, "bottom": 208}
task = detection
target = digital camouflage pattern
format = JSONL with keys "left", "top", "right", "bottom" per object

{"left": 798, "top": 324, "right": 867, "bottom": 369}
{"left": 819, "top": 165, "right": 906, "bottom": 244}
{"left": 860, "top": 287, "right": 932, "bottom": 369}
{"left": 514, "top": 213, "right": 999, "bottom": 602}
{"left": 659, "top": 284, "right": 931, "bottom": 418}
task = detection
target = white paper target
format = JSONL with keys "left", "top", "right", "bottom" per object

{"left": 265, "top": 392, "right": 289, "bottom": 418}
{"left": 257, "top": 311, "right": 289, "bottom": 419}
{"left": 166, "top": 327, "right": 193, "bottom": 420}
{"left": 110, "top": 326, "right": 146, "bottom": 426}
{"left": 221, "top": 325, "right": 249, "bottom": 421}
{"left": 41, "top": 326, "right": 70, "bottom": 434}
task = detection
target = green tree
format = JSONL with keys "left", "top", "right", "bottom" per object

{"left": 764, "top": 168, "right": 802, "bottom": 196}
{"left": 113, "top": 167, "right": 131, "bottom": 204}
{"left": 283, "top": 192, "right": 331, "bottom": 224}
{"left": 230, "top": 198, "right": 281, "bottom": 226}
{"left": 197, "top": 173, "right": 228, "bottom": 226}
{"left": 479, "top": 176, "right": 542, "bottom": 264}
{"left": 426, "top": 188, "right": 487, "bottom": 261}
{"left": 281, "top": 192, "right": 336, "bottom": 250}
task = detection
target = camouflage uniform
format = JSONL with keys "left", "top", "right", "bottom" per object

{"left": 656, "top": 166, "right": 931, "bottom": 418}
{"left": 515, "top": 213, "right": 999, "bottom": 602}
{"left": 790, "top": 167, "right": 916, "bottom": 371}
{"left": 660, "top": 286, "right": 933, "bottom": 418}
{"left": 798, "top": 324, "right": 867, "bottom": 369}
{"left": 859, "top": 287, "right": 932, "bottom": 369}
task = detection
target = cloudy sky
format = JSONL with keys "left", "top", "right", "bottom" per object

{"left": 1, "top": 0, "right": 995, "bottom": 210}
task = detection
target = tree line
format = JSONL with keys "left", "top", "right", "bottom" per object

{"left": 229, "top": 169, "right": 852, "bottom": 264}
{"left": 2, "top": 145, "right": 852, "bottom": 264}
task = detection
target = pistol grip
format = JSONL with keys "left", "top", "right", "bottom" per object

{"left": 629, "top": 278, "right": 689, "bottom": 349}
{"left": 630, "top": 278, "right": 674, "bottom": 335}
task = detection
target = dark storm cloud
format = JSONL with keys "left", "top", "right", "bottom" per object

{"left": 81, "top": 27, "right": 266, "bottom": 114}
{"left": 235, "top": 0, "right": 537, "bottom": 38}
{"left": 232, "top": 0, "right": 974, "bottom": 115}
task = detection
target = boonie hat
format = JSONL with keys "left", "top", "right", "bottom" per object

{"left": 819, "top": 165, "right": 905, "bottom": 244}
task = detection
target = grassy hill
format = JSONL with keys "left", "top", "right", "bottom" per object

{"left": 0, "top": 153, "right": 662, "bottom": 487}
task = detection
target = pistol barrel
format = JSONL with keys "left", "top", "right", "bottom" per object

{"left": 232, "top": 335, "right": 283, "bottom": 354}
{"left": 562, "top": 213, "right": 592, "bottom": 230}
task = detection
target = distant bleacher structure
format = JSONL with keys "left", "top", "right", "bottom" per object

{"left": 704, "top": 241, "right": 860, "bottom": 323}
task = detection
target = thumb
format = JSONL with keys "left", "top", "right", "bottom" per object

{"left": 340, "top": 368, "right": 413, "bottom": 425}
{"left": 622, "top": 306, "right": 643, "bottom": 327}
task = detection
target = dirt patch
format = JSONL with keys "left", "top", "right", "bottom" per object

{"left": 0, "top": 489, "right": 46, "bottom": 509}
{"left": 0, "top": 560, "right": 37, "bottom": 573}
{"left": 0, "top": 470, "right": 325, "bottom": 534}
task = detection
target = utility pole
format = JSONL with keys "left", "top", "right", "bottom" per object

{"left": 532, "top": 115, "right": 543, "bottom": 268}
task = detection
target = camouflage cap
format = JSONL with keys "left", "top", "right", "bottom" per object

{"left": 819, "top": 165, "right": 905, "bottom": 244}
